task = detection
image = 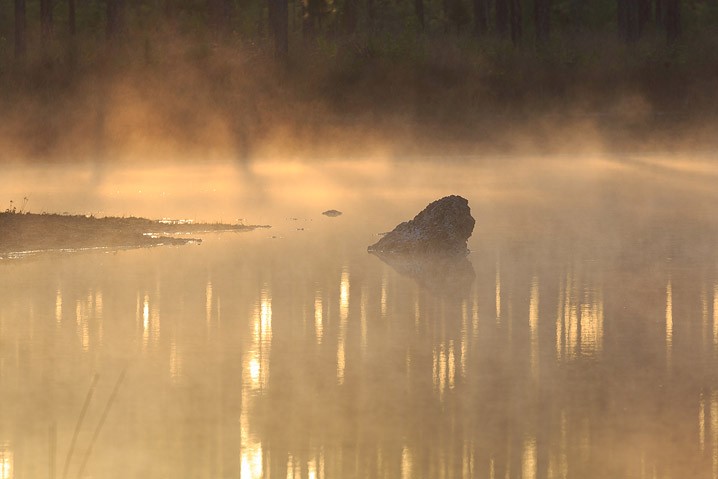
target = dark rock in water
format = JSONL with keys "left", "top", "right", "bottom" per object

{"left": 368, "top": 195, "right": 475, "bottom": 255}
{"left": 372, "top": 251, "right": 475, "bottom": 297}
{"left": 323, "top": 209, "right": 343, "bottom": 217}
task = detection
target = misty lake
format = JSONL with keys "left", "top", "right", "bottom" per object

{"left": 2, "top": 155, "right": 718, "bottom": 478}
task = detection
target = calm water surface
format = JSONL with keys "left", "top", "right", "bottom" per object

{"left": 2, "top": 156, "right": 718, "bottom": 478}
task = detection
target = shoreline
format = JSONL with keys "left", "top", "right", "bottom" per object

{"left": 0, "top": 212, "right": 270, "bottom": 259}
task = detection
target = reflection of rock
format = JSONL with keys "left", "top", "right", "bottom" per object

{"left": 322, "top": 210, "right": 342, "bottom": 217}
{"left": 371, "top": 251, "right": 475, "bottom": 296}
{"left": 368, "top": 195, "right": 475, "bottom": 254}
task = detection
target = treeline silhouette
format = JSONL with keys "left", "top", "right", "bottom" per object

{"left": 0, "top": 0, "right": 716, "bottom": 161}
{"left": 1, "top": 0, "right": 701, "bottom": 62}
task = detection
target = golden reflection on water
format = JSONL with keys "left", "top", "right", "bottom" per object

{"left": 460, "top": 298, "right": 468, "bottom": 379}
{"left": 308, "top": 452, "right": 324, "bottom": 479}
{"left": 666, "top": 280, "right": 673, "bottom": 367}
{"left": 247, "top": 287, "right": 272, "bottom": 391}
{"left": 472, "top": 294, "right": 479, "bottom": 340}
{"left": 314, "top": 292, "right": 323, "bottom": 344}
{"left": 703, "top": 285, "right": 710, "bottom": 347}
{"left": 380, "top": 273, "right": 388, "bottom": 318}
{"left": 206, "top": 281, "right": 213, "bottom": 325}
{"left": 140, "top": 293, "right": 161, "bottom": 352}
{"left": 529, "top": 276, "right": 539, "bottom": 379}
{"left": 0, "top": 443, "right": 12, "bottom": 479}
{"left": 76, "top": 298, "right": 89, "bottom": 351}
{"left": 360, "top": 286, "right": 367, "bottom": 355}
{"left": 169, "top": 338, "right": 182, "bottom": 381}
{"left": 495, "top": 262, "right": 501, "bottom": 322}
{"left": 556, "top": 271, "right": 603, "bottom": 361}
{"left": 433, "top": 340, "right": 457, "bottom": 401}
{"left": 713, "top": 283, "right": 718, "bottom": 349}
{"left": 712, "top": 390, "right": 718, "bottom": 479}
{"left": 522, "top": 435, "right": 537, "bottom": 479}
{"left": 72, "top": 290, "right": 102, "bottom": 352}
{"left": 240, "top": 437, "right": 263, "bottom": 479}
{"left": 55, "top": 289, "right": 62, "bottom": 324}
{"left": 338, "top": 269, "right": 349, "bottom": 384}
{"left": 580, "top": 287, "right": 604, "bottom": 357}
{"left": 240, "top": 287, "right": 273, "bottom": 479}
{"left": 462, "top": 441, "right": 474, "bottom": 478}
{"left": 286, "top": 454, "right": 296, "bottom": 479}
{"left": 401, "top": 446, "right": 413, "bottom": 479}
{"left": 700, "top": 392, "right": 706, "bottom": 453}
{"left": 433, "top": 343, "right": 445, "bottom": 399}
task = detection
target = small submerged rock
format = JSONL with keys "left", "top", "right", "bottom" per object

{"left": 322, "top": 210, "right": 343, "bottom": 217}
{"left": 368, "top": 195, "right": 475, "bottom": 255}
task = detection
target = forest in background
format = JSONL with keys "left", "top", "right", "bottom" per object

{"left": 0, "top": 0, "right": 717, "bottom": 161}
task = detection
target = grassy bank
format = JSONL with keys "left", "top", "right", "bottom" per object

{"left": 0, "top": 212, "right": 266, "bottom": 257}
{"left": 1, "top": 29, "right": 718, "bottom": 162}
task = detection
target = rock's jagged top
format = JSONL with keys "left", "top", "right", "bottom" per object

{"left": 322, "top": 209, "right": 343, "bottom": 217}
{"left": 368, "top": 195, "right": 475, "bottom": 255}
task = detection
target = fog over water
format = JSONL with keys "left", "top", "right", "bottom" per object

{"left": 2, "top": 155, "right": 718, "bottom": 478}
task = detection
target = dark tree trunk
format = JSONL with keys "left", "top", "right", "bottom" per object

{"left": 638, "top": 0, "right": 651, "bottom": 34}
{"left": 495, "top": 0, "right": 509, "bottom": 36}
{"left": 343, "top": 0, "right": 358, "bottom": 32}
{"left": 441, "top": 0, "right": 449, "bottom": 31}
{"left": 41, "top": 0, "right": 53, "bottom": 46}
{"left": 617, "top": 0, "right": 626, "bottom": 37}
{"left": 14, "top": 0, "right": 26, "bottom": 59}
{"left": 366, "top": 0, "right": 375, "bottom": 23}
{"left": 209, "top": 0, "right": 232, "bottom": 32}
{"left": 534, "top": 0, "right": 549, "bottom": 42}
{"left": 665, "top": 0, "right": 680, "bottom": 42}
{"left": 269, "top": 0, "right": 288, "bottom": 57}
{"left": 474, "top": 0, "right": 487, "bottom": 35}
{"left": 106, "top": 0, "right": 125, "bottom": 42}
{"left": 415, "top": 0, "right": 425, "bottom": 30}
{"left": 654, "top": 0, "right": 663, "bottom": 26}
{"left": 302, "top": 0, "right": 323, "bottom": 37}
{"left": 509, "top": 0, "right": 521, "bottom": 44}
{"left": 69, "top": 0, "right": 76, "bottom": 35}
{"left": 618, "top": 0, "right": 640, "bottom": 42}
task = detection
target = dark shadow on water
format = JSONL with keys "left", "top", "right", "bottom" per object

{"left": 369, "top": 251, "right": 475, "bottom": 297}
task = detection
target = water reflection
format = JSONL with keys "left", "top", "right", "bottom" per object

{"left": 169, "top": 338, "right": 182, "bottom": 381}
{"left": 206, "top": 281, "right": 213, "bottom": 325}
{"left": 247, "top": 287, "right": 272, "bottom": 391}
{"left": 369, "top": 252, "right": 475, "bottom": 297}
{"left": 140, "top": 293, "right": 161, "bottom": 352}
{"left": 337, "top": 269, "right": 349, "bottom": 385}
{"left": 55, "top": 289, "right": 62, "bottom": 324}
{"left": 712, "top": 391, "right": 718, "bottom": 479}
{"left": 314, "top": 292, "right": 323, "bottom": 344}
{"left": 522, "top": 436, "right": 537, "bottom": 479}
{"left": 360, "top": 286, "right": 368, "bottom": 355}
{"left": 556, "top": 270, "right": 604, "bottom": 361}
{"left": 666, "top": 280, "right": 673, "bottom": 368}
{"left": 401, "top": 446, "right": 412, "bottom": 479}
{"left": 495, "top": 259, "right": 501, "bottom": 322}
{"left": 0, "top": 443, "right": 12, "bottom": 479}
{"left": 529, "top": 276, "right": 539, "bottom": 379}
{"left": 700, "top": 392, "right": 706, "bottom": 454}
{"left": 4, "top": 156, "right": 718, "bottom": 478}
